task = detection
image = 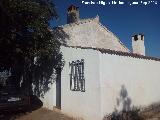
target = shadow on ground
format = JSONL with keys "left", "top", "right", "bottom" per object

{"left": 29, "top": 95, "right": 43, "bottom": 111}
{"left": 0, "top": 95, "right": 43, "bottom": 120}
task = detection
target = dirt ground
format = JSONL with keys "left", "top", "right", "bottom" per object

{"left": 14, "top": 108, "right": 160, "bottom": 120}
{"left": 15, "top": 108, "right": 74, "bottom": 120}
{"left": 2, "top": 105, "right": 159, "bottom": 120}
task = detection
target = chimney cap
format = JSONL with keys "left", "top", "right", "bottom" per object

{"left": 132, "top": 33, "right": 144, "bottom": 37}
{"left": 68, "top": 5, "right": 79, "bottom": 11}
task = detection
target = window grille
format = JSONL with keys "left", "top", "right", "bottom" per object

{"left": 69, "top": 59, "right": 85, "bottom": 92}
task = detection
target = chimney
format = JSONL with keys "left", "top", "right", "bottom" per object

{"left": 67, "top": 5, "right": 80, "bottom": 24}
{"left": 132, "top": 34, "right": 145, "bottom": 56}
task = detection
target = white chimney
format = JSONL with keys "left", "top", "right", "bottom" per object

{"left": 132, "top": 34, "right": 145, "bottom": 56}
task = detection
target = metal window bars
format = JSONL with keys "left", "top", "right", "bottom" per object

{"left": 69, "top": 59, "right": 85, "bottom": 92}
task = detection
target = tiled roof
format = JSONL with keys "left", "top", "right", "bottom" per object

{"left": 63, "top": 44, "right": 160, "bottom": 62}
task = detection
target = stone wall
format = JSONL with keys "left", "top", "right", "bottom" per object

{"left": 62, "top": 18, "right": 129, "bottom": 52}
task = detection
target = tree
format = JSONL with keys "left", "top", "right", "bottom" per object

{"left": 0, "top": 0, "right": 67, "bottom": 96}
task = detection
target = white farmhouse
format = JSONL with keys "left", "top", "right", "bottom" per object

{"left": 40, "top": 5, "right": 160, "bottom": 120}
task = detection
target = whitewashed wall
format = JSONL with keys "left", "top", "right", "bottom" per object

{"left": 61, "top": 46, "right": 102, "bottom": 120}
{"left": 100, "top": 53, "right": 160, "bottom": 119}
{"left": 132, "top": 35, "right": 145, "bottom": 55}
{"left": 39, "top": 82, "right": 56, "bottom": 110}
{"left": 40, "top": 46, "right": 160, "bottom": 120}
{"left": 61, "top": 46, "right": 160, "bottom": 120}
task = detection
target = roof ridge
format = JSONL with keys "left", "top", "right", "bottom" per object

{"left": 60, "top": 18, "right": 95, "bottom": 28}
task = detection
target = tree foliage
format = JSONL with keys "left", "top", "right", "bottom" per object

{"left": 0, "top": 0, "right": 67, "bottom": 96}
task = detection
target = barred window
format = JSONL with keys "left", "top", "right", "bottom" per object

{"left": 69, "top": 59, "right": 85, "bottom": 92}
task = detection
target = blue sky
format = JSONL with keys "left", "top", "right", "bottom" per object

{"left": 50, "top": 0, "right": 160, "bottom": 58}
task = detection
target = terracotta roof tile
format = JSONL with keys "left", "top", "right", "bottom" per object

{"left": 63, "top": 45, "right": 160, "bottom": 62}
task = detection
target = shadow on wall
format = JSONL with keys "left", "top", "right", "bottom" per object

{"left": 103, "top": 85, "right": 144, "bottom": 120}
{"left": 115, "top": 85, "right": 132, "bottom": 113}
{"left": 3, "top": 27, "right": 69, "bottom": 98}
{"left": 103, "top": 85, "right": 132, "bottom": 120}
{"left": 51, "top": 27, "right": 68, "bottom": 45}
{"left": 31, "top": 27, "right": 69, "bottom": 98}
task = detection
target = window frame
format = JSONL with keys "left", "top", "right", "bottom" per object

{"left": 69, "top": 59, "right": 85, "bottom": 92}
